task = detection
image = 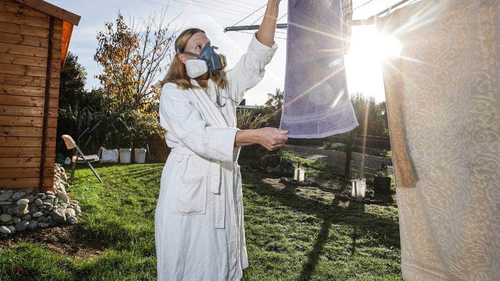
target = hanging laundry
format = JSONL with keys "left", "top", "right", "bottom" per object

{"left": 378, "top": 0, "right": 500, "bottom": 279}
{"left": 341, "top": 0, "right": 353, "bottom": 55}
{"left": 280, "top": 0, "right": 358, "bottom": 138}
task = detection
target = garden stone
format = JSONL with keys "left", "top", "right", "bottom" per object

{"left": 29, "top": 205, "right": 38, "bottom": 213}
{"left": 67, "top": 216, "right": 78, "bottom": 225}
{"left": 22, "top": 215, "right": 31, "bottom": 221}
{"left": 33, "top": 212, "right": 43, "bottom": 218}
{"left": 0, "top": 201, "right": 13, "bottom": 206}
{"left": 7, "top": 226, "right": 15, "bottom": 233}
{"left": 46, "top": 194, "right": 55, "bottom": 199}
{"left": 34, "top": 199, "right": 43, "bottom": 206}
{"left": 65, "top": 208, "right": 76, "bottom": 217}
{"left": 46, "top": 191, "right": 54, "bottom": 196}
{"left": 13, "top": 204, "right": 28, "bottom": 217}
{"left": 51, "top": 208, "right": 66, "bottom": 223}
{"left": 0, "top": 214, "right": 12, "bottom": 222}
{"left": 0, "top": 191, "right": 13, "bottom": 201}
{"left": 28, "top": 220, "right": 38, "bottom": 230}
{"left": 15, "top": 220, "right": 29, "bottom": 231}
{"left": 17, "top": 199, "right": 29, "bottom": 205}
{"left": 0, "top": 226, "right": 10, "bottom": 234}
{"left": 60, "top": 203, "right": 68, "bottom": 208}
{"left": 13, "top": 217, "right": 21, "bottom": 224}
{"left": 7, "top": 208, "right": 13, "bottom": 215}
{"left": 70, "top": 200, "right": 79, "bottom": 205}
{"left": 11, "top": 191, "right": 26, "bottom": 200}
{"left": 42, "top": 202, "right": 53, "bottom": 207}
{"left": 54, "top": 198, "right": 59, "bottom": 205}
{"left": 25, "top": 187, "right": 35, "bottom": 194}
{"left": 1, "top": 206, "right": 9, "bottom": 213}
{"left": 57, "top": 193, "right": 69, "bottom": 204}
{"left": 37, "top": 216, "right": 45, "bottom": 222}
{"left": 39, "top": 222, "right": 49, "bottom": 228}
{"left": 25, "top": 195, "right": 34, "bottom": 203}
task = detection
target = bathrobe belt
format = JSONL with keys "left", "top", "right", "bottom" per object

{"left": 171, "top": 146, "right": 228, "bottom": 229}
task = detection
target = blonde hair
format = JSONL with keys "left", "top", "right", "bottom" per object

{"left": 160, "top": 28, "right": 227, "bottom": 90}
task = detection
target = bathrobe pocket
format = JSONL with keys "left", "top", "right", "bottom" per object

{"left": 171, "top": 174, "right": 207, "bottom": 215}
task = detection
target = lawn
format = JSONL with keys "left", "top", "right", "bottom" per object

{"left": 323, "top": 142, "right": 392, "bottom": 158}
{"left": 0, "top": 151, "right": 402, "bottom": 281}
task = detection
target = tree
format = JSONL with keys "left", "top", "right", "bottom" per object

{"left": 350, "top": 93, "right": 389, "bottom": 137}
{"left": 57, "top": 53, "right": 107, "bottom": 153}
{"left": 265, "top": 88, "right": 284, "bottom": 111}
{"left": 59, "top": 52, "right": 87, "bottom": 111}
{"left": 94, "top": 11, "right": 176, "bottom": 115}
{"left": 264, "top": 88, "right": 284, "bottom": 127}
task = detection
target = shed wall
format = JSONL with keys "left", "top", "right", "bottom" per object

{"left": 0, "top": 0, "right": 62, "bottom": 190}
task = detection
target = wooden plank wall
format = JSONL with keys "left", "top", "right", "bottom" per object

{"left": 0, "top": 0, "right": 62, "bottom": 190}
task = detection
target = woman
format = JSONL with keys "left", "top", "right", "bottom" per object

{"left": 155, "top": 0, "right": 287, "bottom": 280}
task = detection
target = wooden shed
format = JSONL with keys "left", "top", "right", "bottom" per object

{"left": 0, "top": 0, "right": 80, "bottom": 191}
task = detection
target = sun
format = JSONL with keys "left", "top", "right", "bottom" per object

{"left": 344, "top": 25, "right": 403, "bottom": 102}
{"left": 375, "top": 35, "right": 403, "bottom": 59}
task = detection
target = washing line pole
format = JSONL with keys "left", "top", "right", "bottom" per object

{"left": 224, "top": 23, "right": 288, "bottom": 32}
{"left": 224, "top": 18, "right": 375, "bottom": 33}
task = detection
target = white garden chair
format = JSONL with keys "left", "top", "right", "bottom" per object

{"left": 61, "top": 134, "right": 103, "bottom": 183}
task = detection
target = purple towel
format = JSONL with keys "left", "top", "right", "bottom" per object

{"left": 280, "top": 0, "right": 358, "bottom": 138}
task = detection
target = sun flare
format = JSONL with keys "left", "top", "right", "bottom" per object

{"left": 344, "top": 25, "right": 403, "bottom": 102}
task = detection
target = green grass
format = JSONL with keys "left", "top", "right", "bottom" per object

{"left": 0, "top": 153, "right": 402, "bottom": 280}
{"left": 324, "top": 142, "right": 392, "bottom": 158}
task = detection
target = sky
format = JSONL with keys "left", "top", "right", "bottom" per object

{"left": 46, "top": 0, "right": 402, "bottom": 105}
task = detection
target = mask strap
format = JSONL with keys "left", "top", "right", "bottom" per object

{"left": 212, "top": 71, "right": 240, "bottom": 108}
{"left": 182, "top": 51, "right": 200, "bottom": 58}
{"left": 210, "top": 71, "right": 226, "bottom": 108}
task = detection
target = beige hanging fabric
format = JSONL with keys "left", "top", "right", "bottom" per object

{"left": 377, "top": 0, "right": 500, "bottom": 280}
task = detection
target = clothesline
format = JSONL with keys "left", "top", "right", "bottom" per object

{"left": 223, "top": 0, "right": 415, "bottom": 32}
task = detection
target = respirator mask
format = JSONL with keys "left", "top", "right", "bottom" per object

{"left": 179, "top": 42, "right": 233, "bottom": 107}
{"left": 183, "top": 44, "right": 227, "bottom": 79}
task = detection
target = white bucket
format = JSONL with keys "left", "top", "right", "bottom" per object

{"left": 99, "top": 147, "right": 119, "bottom": 163}
{"left": 134, "top": 148, "right": 147, "bottom": 163}
{"left": 351, "top": 178, "right": 366, "bottom": 200}
{"left": 294, "top": 168, "right": 305, "bottom": 182}
{"left": 119, "top": 148, "right": 132, "bottom": 164}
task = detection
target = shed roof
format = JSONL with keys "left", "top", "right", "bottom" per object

{"left": 13, "top": 0, "right": 80, "bottom": 25}
{"left": 11, "top": 0, "right": 81, "bottom": 65}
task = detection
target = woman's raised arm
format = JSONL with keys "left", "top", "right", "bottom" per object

{"left": 256, "top": 0, "right": 282, "bottom": 47}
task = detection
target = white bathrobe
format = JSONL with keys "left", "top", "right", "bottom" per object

{"left": 155, "top": 34, "right": 278, "bottom": 281}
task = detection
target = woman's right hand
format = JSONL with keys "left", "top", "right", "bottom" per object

{"left": 256, "top": 127, "right": 289, "bottom": 151}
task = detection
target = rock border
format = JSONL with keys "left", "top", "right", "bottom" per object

{"left": 0, "top": 164, "right": 82, "bottom": 237}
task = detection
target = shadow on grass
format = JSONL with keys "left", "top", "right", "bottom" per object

{"left": 67, "top": 163, "right": 163, "bottom": 185}
{"left": 243, "top": 170, "right": 399, "bottom": 281}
